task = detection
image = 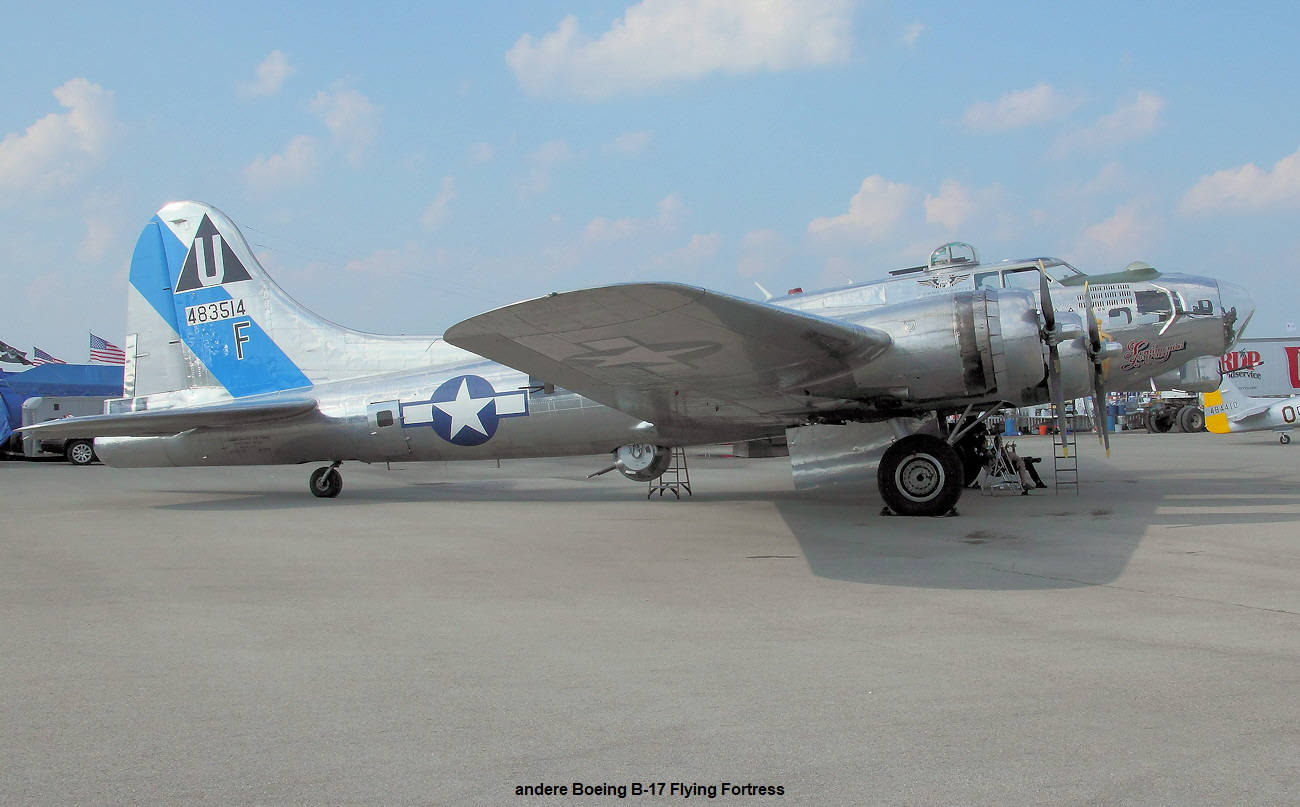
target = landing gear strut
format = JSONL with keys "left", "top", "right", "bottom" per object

{"left": 310, "top": 461, "right": 344, "bottom": 498}
{"left": 877, "top": 434, "right": 963, "bottom": 517}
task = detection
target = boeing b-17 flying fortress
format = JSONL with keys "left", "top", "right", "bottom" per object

{"left": 20, "top": 201, "right": 1257, "bottom": 516}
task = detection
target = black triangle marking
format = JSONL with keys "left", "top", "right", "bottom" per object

{"left": 175, "top": 215, "right": 254, "bottom": 293}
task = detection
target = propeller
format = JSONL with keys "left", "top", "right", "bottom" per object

{"left": 1037, "top": 261, "right": 1070, "bottom": 451}
{"left": 1082, "top": 282, "right": 1112, "bottom": 456}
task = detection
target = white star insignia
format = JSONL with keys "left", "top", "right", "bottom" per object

{"left": 432, "top": 378, "right": 493, "bottom": 440}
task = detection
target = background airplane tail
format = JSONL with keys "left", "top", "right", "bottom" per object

{"left": 124, "top": 201, "right": 449, "bottom": 401}
{"left": 1202, "top": 375, "right": 1251, "bottom": 433}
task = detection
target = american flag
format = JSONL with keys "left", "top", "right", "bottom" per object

{"left": 89, "top": 333, "right": 126, "bottom": 365}
{"left": 32, "top": 346, "right": 67, "bottom": 365}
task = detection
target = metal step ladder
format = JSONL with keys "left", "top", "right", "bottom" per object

{"left": 648, "top": 447, "right": 692, "bottom": 499}
{"left": 1052, "top": 400, "right": 1079, "bottom": 495}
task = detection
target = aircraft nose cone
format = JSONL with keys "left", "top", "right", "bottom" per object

{"left": 1218, "top": 280, "right": 1255, "bottom": 348}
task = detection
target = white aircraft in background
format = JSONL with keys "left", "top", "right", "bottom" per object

{"left": 23, "top": 201, "right": 1253, "bottom": 515}
{"left": 1204, "top": 376, "right": 1298, "bottom": 443}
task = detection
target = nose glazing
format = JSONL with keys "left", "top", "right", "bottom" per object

{"left": 1217, "top": 281, "right": 1255, "bottom": 349}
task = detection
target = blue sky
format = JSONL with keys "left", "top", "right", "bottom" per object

{"left": 2, "top": 1, "right": 1297, "bottom": 363}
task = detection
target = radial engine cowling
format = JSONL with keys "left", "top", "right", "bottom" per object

{"left": 848, "top": 289, "right": 1091, "bottom": 409}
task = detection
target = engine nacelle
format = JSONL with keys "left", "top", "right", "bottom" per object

{"left": 1149, "top": 355, "right": 1222, "bottom": 393}
{"left": 847, "top": 289, "right": 1091, "bottom": 409}
{"left": 614, "top": 443, "right": 672, "bottom": 482}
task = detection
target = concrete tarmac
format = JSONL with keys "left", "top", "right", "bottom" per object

{"left": 1, "top": 432, "right": 1296, "bottom": 805}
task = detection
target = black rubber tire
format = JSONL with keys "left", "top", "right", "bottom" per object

{"left": 309, "top": 467, "right": 343, "bottom": 498}
{"left": 1281, "top": 433, "right": 1292, "bottom": 445}
{"left": 1146, "top": 409, "right": 1175, "bottom": 433}
{"left": 877, "top": 434, "right": 964, "bottom": 517}
{"left": 1179, "top": 406, "right": 1206, "bottom": 433}
{"left": 64, "top": 439, "right": 96, "bottom": 466}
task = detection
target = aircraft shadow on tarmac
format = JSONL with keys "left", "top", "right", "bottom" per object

{"left": 148, "top": 450, "right": 1299, "bottom": 592}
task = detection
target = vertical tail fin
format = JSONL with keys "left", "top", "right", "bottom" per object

{"left": 1202, "top": 375, "right": 1252, "bottom": 434}
{"left": 124, "top": 201, "right": 452, "bottom": 401}
{"left": 127, "top": 201, "right": 314, "bottom": 398}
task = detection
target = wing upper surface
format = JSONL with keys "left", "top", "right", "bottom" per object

{"left": 19, "top": 399, "right": 319, "bottom": 439}
{"left": 445, "top": 283, "right": 891, "bottom": 434}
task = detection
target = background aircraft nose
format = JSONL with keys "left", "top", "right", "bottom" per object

{"left": 1218, "top": 281, "right": 1255, "bottom": 347}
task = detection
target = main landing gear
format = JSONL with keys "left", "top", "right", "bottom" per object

{"left": 309, "top": 461, "right": 344, "bottom": 498}
{"left": 876, "top": 434, "right": 964, "bottom": 517}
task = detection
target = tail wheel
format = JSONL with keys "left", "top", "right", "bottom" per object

{"left": 65, "top": 440, "right": 96, "bottom": 466}
{"left": 309, "top": 466, "right": 343, "bottom": 498}
{"left": 877, "top": 434, "right": 964, "bottom": 517}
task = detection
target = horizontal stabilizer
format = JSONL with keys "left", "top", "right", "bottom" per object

{"left": 445, "top": 283, "right": 891, "bottom": 433}
{"left": 19, "top": 399, "right": 319, "bottom": 439}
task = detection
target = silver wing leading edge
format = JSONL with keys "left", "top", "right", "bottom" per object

{"left": 445, "top": 282, "right": 891, "bottom": 437}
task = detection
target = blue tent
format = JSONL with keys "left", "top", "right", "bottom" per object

{"left": 0, "top": 364, "right": 125, "bottom": 446}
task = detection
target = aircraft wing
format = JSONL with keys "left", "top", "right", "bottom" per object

{"left": 18, "top": 399, "right": 319, "bottom": 439}
{"left": 445, "top": 283, "right": 891, "bottom": 435}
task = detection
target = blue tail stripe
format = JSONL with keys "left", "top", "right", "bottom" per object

{"left": 129, "top": 215, "right": 312, "bottom": 397}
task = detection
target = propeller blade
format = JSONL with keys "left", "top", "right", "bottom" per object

{"left": 1039, "top": 260, "right": 1067, "bottom": 451}
{"left": 1083, "top": 281, "right": 1111, "bottom": 456}
{"left": 1037, "top": 260, "right": 1056, "bottom": 332}
{"left": 1092, "top": 376, "right": 1111, "bottom": 457}
{"left": 1049, "top": 343, "right": 1068, "bottom": 453}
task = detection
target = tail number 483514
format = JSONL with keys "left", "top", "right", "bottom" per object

{"left": 186, "top": 298, "right": 247, "bottom": 326}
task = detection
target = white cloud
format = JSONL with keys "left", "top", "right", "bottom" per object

{"left": 507, "top": 0, "right": 854, "bottom": 99}
{"left": 665, "top": 232, "right": 723, "bottom": 264}
{"left": 1080, "top": 198, "right": 1162, "bottom": 261}
{"left": 0, "top": 78, "right": 118, "bottom": 199}
{"left": 243, "top": 134, "right": 319, "bottom": 192}
{"left": 1180, "top": 145, "right": 1300, "bottom": 214}
{"left": 603, "top": 130, "right": 654, "bottom": 156}
{"left": 469, "top": 141, "right": 495, "bottom": 163}
{"left": 962, "top": 82, "right": 1081, "bottom": 133}
{"left": 899, "top": 22, "right": 925, "bottom": 46}
{"left": 585, "top": 194, "right": 683, "bottom": 242}
{"left": 1052, "top": 91, "right": 1164, "bottom": 155}
{"left": 238, "top": 51, "right": 295, "bottom": 98}
{"left": 310, "top": 87, "right": 383, "bottom": 162}
{"left": 807, "top": 175, "right": 918, "bottom": 243}
{"left": 737, "top": 228, "right": 790, "bottom": 277}
{"left": 923, "top": 180, "right": 977, "bottom": 229}
{"left": 421, "top": 176, "right": 456, "bottom": 230}
{"left": 78, "top": 216, "right": 115, "bottom": 261}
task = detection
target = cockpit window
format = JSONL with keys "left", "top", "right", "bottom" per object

{"left": 1043, "top": 263, "right": 1081, "bottom": 283}
{"left": 1135, "top": 290, "right": 1173, "bottom": 320}
{"left": 1002, "top": 268, "right": 1040, "bottom": 290}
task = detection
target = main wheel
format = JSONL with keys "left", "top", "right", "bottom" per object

{"left": 1282, "top": 433, "right": 1292, "bottom": 445}
{"left": 877, "top": 434, "right": 964, "bottom": 517}
{"left": 1146, "top": 408, "right": 1175, "bottom": 433}
{"left": 64, "top": 439, "right": 96, "bottom": 466}
{"left": 309, "top": 467, "right": 343, "bottom": 498}
{"left": 1178, "top": 406, "right": 1206, "bottom": 433}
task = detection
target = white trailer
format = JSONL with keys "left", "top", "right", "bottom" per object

{"left": 20, "top": 396, "right": 109, "bottom": 464}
